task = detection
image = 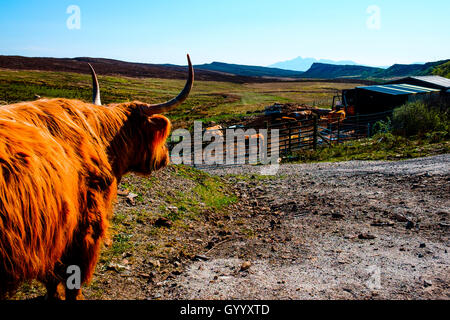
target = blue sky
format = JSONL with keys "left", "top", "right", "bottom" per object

{"left": 0, "top": 0, "right": 449, "bottom": 67}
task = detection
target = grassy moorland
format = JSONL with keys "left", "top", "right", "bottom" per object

{"left": 0, "top": 68, "right": 362, "bottom": 129}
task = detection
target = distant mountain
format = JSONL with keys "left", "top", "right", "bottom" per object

{"left": 300, "top": 63, "right": 383, "bottom": 79}
{"left": 297, "top": 59, "right": 450, "bottom": 79}
{"left": 194, "top": 62, "right": 304, "bottom": 79}
{"left": 270, "top": 56, "right": 359, "bottom": 72}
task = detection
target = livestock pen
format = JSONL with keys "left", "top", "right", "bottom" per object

{"left": 168, "top": 110, "right": 394, "bottom": 167}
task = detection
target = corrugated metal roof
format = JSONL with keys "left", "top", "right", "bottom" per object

{"left": 357, "top": 84, "right": 440, "bottom": 95}
{"left": 388, "top": 75, "right": 450, "bottom": 89}
{"left": 409, "top": 76, "right": 450, "bottom": 88}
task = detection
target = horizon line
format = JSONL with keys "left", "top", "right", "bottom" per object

{"left": 1, "top": 53, "right": 449, "bottom": 71}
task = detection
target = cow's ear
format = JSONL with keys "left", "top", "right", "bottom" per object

{"left": 147, "top": 115, "right": 171, "bottom": 145}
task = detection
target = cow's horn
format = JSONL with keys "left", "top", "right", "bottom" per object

{"left": 143, "top": 54, "right": 194, "bottom": 115}
{"left": 88, "top": 63, "right": 102, "bottom": 106}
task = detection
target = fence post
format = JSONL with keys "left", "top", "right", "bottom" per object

{"left": 337, "top": 118, "right": 341, "bottom": 144}
{"left": 313, "top": 115, "right": 318, "bottom": 150}
{"left": 367, "top": 123, "right": 371, "bottom": 138}
{"left": 288, "top": 126, "right": 292, "bottom": 154}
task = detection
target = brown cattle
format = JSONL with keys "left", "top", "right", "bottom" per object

{"left": 0, "top": 55, "right": 194, "bottom": 300}
{"left": 327, "top": 109, "right": 346, "bottom": 124}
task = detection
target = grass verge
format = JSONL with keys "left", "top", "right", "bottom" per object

{"left": 290, "top": 133, "right": 450, "bottom": 163}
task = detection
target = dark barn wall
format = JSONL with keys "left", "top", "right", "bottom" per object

{"left": 354, "top": 89, "right": 408, "bottom": 114}
{"left": 345, "top": 90, "right": 441, "bottom": 115}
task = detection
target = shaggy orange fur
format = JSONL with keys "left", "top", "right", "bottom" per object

{"left": 0, "top": 98, "right": 171, "bottom": 299}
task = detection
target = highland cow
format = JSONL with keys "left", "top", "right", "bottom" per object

{"left": 0, "top": 55, "right": 194, "bottom": 300}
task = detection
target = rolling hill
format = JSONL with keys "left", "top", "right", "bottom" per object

{"left": 431, "top": 61, "right": 450, "bottom": 78}
{"left": 0, "top": 55, "right": 278, "bottom": 84}
{"left": 300, "top": 63, "right": 383, "bottom": 79}
{"left": 0, "top": 55, "right": 448, "bottom": 82}
{"left": 194, "top": 59, "right": 450, "bottom": 80}
{"left": 194, "top": 61, "right": 305, "bottom": 78}
{"left": 378, "top": 60, "right": 450, "bottom": 78}
{"left": 296, "top": 59, "right": 450, "bottom": 79}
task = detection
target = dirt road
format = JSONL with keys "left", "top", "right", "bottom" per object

{"left": 161, "top": 155, "right": 450, "bottom": 299}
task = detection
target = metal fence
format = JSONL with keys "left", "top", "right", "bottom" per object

{"left": 168, "top": 109, "right": 393, "bottom": 167}
{"left": 271, "top": 109, "right": 394, "bottom": 155}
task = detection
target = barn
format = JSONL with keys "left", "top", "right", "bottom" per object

{"left": 342, "top": 83, "right": 441, "bottom": 115}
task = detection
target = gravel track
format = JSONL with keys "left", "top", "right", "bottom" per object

{"left": 162, "top": 155, "right": 450, "bottom": 300}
